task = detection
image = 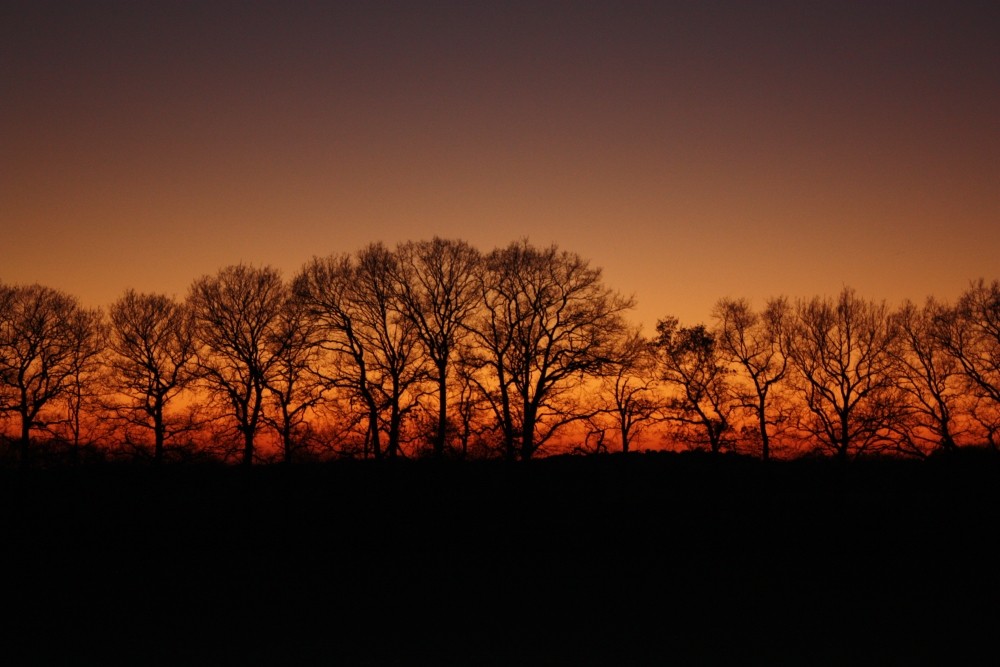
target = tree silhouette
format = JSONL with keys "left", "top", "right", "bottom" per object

{"left": 891, "top": 299, "right": 972, "bottom": 455}
{"left": 713, "top": 297, "right": 790, "bottom": 460}
{"left": 934, "top": 280, "right": 1000, "bottom": 447}
{"left": 590, "top": 327, "right": 659, "bottom": 454}
{"left": 653, "top": 317, "right": 735, "bottom": 454}
{"left": 4, "top": 240, "right": 1000, "bottom": 461}
{"left": 295, "top": 253, "right": 384, "bottom": 459}
{"left": 56, "top": 306, "right": 107, "bottom": 457}
{"left": 106, "top": 291, "right": 197, "bottom": 463}
{"left": 0, "top": 284, "right": 102, "bottom": 463}
{"left": 467, "top": 240, "right": 634, "bottom": 460}
{"left": 188, "top": 264, "right": 286, "bottom": 466}
{"left": 294, "top": 247, "right": 426, "bottom": 460}
{"left": 262, "top": 291, "right": 326, "bottom": 464}
{"left": 783, "top": 288, "right": 903, "bottom": 460}
{"left": 352, "top": 243, "right": 426, "bottom": 459}
{"left": 393, "top": 237, "right": 481, "bottom": 458}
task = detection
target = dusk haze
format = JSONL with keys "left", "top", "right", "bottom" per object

{"left": 3, "top": 1, "right": 997, "bottom": 328}
{"left": 2, "top": 2, "right": 999, "bottom": 666}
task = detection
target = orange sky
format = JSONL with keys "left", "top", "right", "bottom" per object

{"left": 2, "top": 1, "right": 997, "bottom": 330}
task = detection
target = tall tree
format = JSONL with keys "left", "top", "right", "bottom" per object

{"left": 713, "top": 297, "right": 790, "bottom": 460}
{"left": 891, "top": 299, "right": 973, "bottom": 455}
{"left": 929, "top": 280, "right": 1000, "bottom": 449}
{"left": 783, "top": 287, "right": 903, "bottom": 460}
{"left": 352, "top": 243, "right": 426, "bottom": 459}
{"left": 295, "top": 246, "right": 426, "bottom": 460}
{"left": 653, "top": 317, "right": 736, "bottom": 454}
{"left": 937, "top": 280, "right": 1000, "bottom": 409}
{"left": 393, "top": 237, "right": 481, "bottom": 457}
{"left": 188, "top": 264, "right": 286, "bottom": 466}
{"left": 0, "top": 284, "right": 102, "bottom": 462}
{"left": 0, "top": 283, "right": 13, "bottom": 447}
{"left": 295, "top": 253, "right": 384, "bottom": 459}
{"left": 106, "top": 290, "right": 197, "bottom": 463}
{"left": 263, "top": 291, "right": 325, "bottom": 464}
{"left": 467, "top": 240, "right": 634, "bottom": 460}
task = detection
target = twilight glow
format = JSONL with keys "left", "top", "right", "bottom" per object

{"left": 2, "top": 1, "right": 997, "bottom": 328}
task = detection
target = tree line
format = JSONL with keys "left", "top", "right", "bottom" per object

{"left": 1, "top": 237, "right": 998, "bottom": 465}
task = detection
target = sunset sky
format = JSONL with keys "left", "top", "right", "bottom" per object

{"left": 2, "top": 1, "right": 997, "bottom": 329}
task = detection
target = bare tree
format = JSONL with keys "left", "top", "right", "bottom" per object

{"left": 263, "top": 291, "right": 326, "bottom": 463}
{"left": 393, "top": 237, "right": 481, "bottom": 458}
{"left": 935, "top": 280, "right": 1000, "bottom": 412}
{"left": 0, "top": 284, "right": 101, "bottom": 463}
{"left": 294, "top": 245, "right": 427, "bottom": 460}
{"left": 188, "top": 264, "right": 287, "bottom": 466}
{"left": 0, "top": 283, "right": 13, "bottom": 454}
{"left": 783, "top": 287, "right": 903, "bottom": 461}
{"left": 452, "top": 344, "right": 499, "bottom": 458}
{"left": 590, "top": 327, "right": 660, "bottom": 454}
{"left": 928, "top": 279, "right": 1000, "bottom": 450}
{"left": 57, "top": 306, "right": 107, "bottom": 458}
{"left": 466, "top": 240, "right": 635, "bottom": 460}
{"left": 713, "top": 297, "right": 790, "bottom": 460}
{"left": 295, "top": 253, "right": 384, "bottom": 459}
{"left": 106, "top": 290, "right": 198, "bottom": 463}
{"left": 653, "top": 317, "right": 736, "bottom": 454}
{"left": 890, "top": 299, "right": 978, "bottom": 455}
{"left": 351, "top": 243, "right": 427, "bottom": 458}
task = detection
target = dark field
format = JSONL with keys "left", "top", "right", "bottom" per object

{"left": 3, "top": 451, "right": 999, "bottom": 666}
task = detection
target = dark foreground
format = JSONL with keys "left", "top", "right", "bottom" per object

{"left": 3, "top": 451, "right": 999, "bottom": 666}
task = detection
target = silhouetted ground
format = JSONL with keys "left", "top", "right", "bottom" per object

{"left": 2, "top": 450, "right": 999, "bottom": 665}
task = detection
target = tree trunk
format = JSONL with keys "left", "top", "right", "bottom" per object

{"left": 838, "top": 411, "right": 850, "bottom": 462}
{"left": 367, "top": 413, "right": 382, "bottom": 460}
{"left": 19, "top": 411, "right": 31, "bottom": 465}
{"left": 520, "top": 403, "right": 536, "bottom": 460}
{"left": 435, "top": 364, "right": 447, "bottom": 458}
{"left": 282, "top": 425, "right": 293, "bottom": 464}
{"left": 497, "top": 383, "right": 516, "bottom": 462}
{"left": 242, "top": 427, "right": 255, "bottom": 466}
{"left": 758, "top": 395, "right": 770, "bottom": 462}
{"left": 363, "top": 387, "right": 381, "bottom": 459}
{"left": 153, "top": 408, "right": 165, "bottom": 464}
{"left": 388, "top": 400, "right": 400, "bottom": 460}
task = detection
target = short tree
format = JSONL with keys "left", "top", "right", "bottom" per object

{"left": 0, "top": 284, "right": 102, "bottom": 462}
{"left": 713, "top": 297, "right": 790, "bottom": 460}
{"left": 591, "top": 327, "right": 660, "bottom": 454}
{"left": 653, "top": 317, "right": 736, "bottom": 454}
{"left": 106, "top": 290, "right": 198, "bottom": 463}
{"left": 783, "top": 288, "right": 903, "bottom": 460}
{"left": 263, "top": 291, "right": 326, "bottom": 463}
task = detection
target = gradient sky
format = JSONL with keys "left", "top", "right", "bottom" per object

{"left": 2, "top": 1, "right": 997, "bottom": 329}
